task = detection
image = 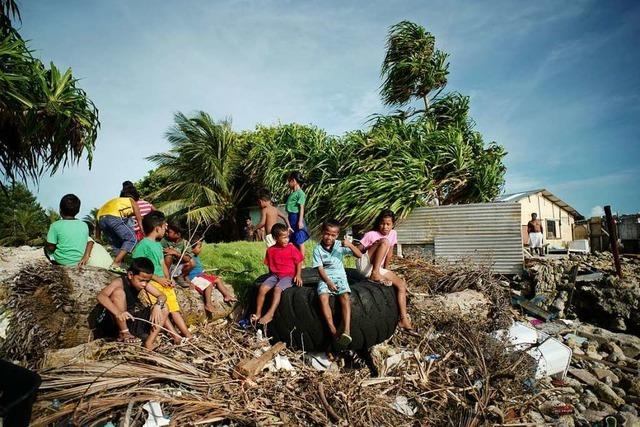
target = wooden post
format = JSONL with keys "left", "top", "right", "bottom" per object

{"left": 232, "top": 342, "right": 286, "bottom": 380}
{"left": 604, "top": 205, "right": 623, "bottom": 279}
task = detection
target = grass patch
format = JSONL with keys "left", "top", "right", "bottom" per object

{"left": 198, "top": 240, "right": 317, "bottom": 303}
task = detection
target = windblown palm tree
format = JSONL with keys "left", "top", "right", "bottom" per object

{"left": 148, "top": 112, "right": 248, "bottom": 226}
{"left": 380, "top": 21, "right": 449, "bottom": 111}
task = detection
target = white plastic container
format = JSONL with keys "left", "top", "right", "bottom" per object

{"left": 494, "top": 322, "right": 572, "bottom": 379}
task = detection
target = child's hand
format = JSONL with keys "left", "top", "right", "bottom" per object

{"left": 288, "top": 227, "right": 294, "bottom": 234}
{"left": 342, "top": 238, "right": 354, "bottom": 248}
{"left": 327, "top": 281, "right": 338, "bottom": 292}
{"left": 294, "top": 275, "right": 303, "bottom": 287}
{"left": 150, "top": 305, "right": 165, "bottom": 326}
{"left": 164, "top": 248, "right": 180, "bottom": 257}
{"left": 297, "top": 221, "right": 304, "bottom": 230}
{"left": 157, "top": 277, "right": 173, "bottom": 288}
{"left": 117, "top": 311, "right": 134, "bottom": 322}
{"left": 78, "top": 256, "right": 89, "bottom": 267}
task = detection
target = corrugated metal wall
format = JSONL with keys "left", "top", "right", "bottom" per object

{"left": 396, "top": 203, "right": 524, "bottom": 274}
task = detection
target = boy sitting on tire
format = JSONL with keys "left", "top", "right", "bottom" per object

{"left": 252, "top": 223, "right": 304, "bottom": 325}
{"left": 312, "top": 220, "right": 362, "bottom": 349}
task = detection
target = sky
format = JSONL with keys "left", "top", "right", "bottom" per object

{"left": 16, "top": 0, "right": 640, "bottom": 218}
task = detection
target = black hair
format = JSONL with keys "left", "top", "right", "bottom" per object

{"left": 59, "top": 194, "right": 81, "bottom": 217}
{"left": 120, "top": 181, "right": 140, "bottom": 201}
{"left": 142, "top": 211, "right": 166, "bottom": 235}
{"left": 129, "top": 257, "right": 155, "bottom": 275}
{"left": 167, "top": 220, "right": 184, "bottom": 236}
{"left": 256, "top": 188, "right": 272, "bottom": 201}
{"left": 84, "top": 220, "right": 95, "bottom": 236}
{"left": 287, "top": 171, "right": 305, "bottom": 185}
{"left": 271, "top": 223, "right": 288, "bottom": 238}
{"left": 373, "top": 209, "right": 396, "bottom": 229}
{"left": 322, "top": 219, "right": 341, "bottom": 232}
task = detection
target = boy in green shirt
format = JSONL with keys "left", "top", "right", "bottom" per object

{"left": 46, "top": 194, "right": 93, "bottom": 266}
{"left": 132, "top": 211, "right": 192, "bottom": 344}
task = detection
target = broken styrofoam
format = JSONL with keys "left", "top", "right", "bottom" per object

{"left": 304, "top": 352, "right": 332, "bottom": 371}
{"left": 390, "top": 395, "right": 417, "bottom": 416}
{"left": 142, "top": 401, "right": 170, "bottom": 427}
{"left": 494, "top": 322, "right": 572, "bottom": 379}
{"left": 265, "top": 355, "right": 295, "bottom": 372}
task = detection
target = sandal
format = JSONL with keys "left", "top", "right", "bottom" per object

{"left": 108, "top": 264, "right": 127, "bottom": 275}
{"left": 117, "top": 330, "right": 141, "bottom": 344}
{"left": 334, "top": 333, "right": 352, "bottom": 350}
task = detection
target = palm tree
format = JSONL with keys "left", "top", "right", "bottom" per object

{"left": 0, "top": 0, "right": 99, "bottom": 189}
{"left": 148, "top": 112, "right": 248, "bottom": 230}
{"left": 380, "top": 21, "right": 449, "bottom": 111}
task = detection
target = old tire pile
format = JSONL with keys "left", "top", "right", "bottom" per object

{"left": 250, "top": 268, "right": 399, "bottom": 351}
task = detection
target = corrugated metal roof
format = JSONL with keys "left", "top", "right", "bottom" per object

{"left": 495, "top": 188, "right": 583, "bottom": 220}
{"left": 396, "top": 203, "right": 523, "bottom": 274}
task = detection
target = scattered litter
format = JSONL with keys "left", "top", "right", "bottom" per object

{"left": 142, "top": 401, "right": 170, "bottom": 427}
{"left": 266, "top": 354, "right": 295, "bottom": 372}
{"left": 303, "top": 352, "right": 332, "bottom": 371}
{"left": 390, "top": 395, "right": 417, "bottom": 417}
{"left": 424, "top": 354, "right": 441, "bottom": 362}
{"left": 563, "top": 333, "right": 588, "bottom": 346}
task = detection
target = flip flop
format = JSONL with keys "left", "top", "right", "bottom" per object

{"left": 335, "top": 333, "right": 352, "bottom": 350}
{"left": 108, "top": 265, "right": 127, "bottom": 275}
{"left": 117, "top": 335, "right": 141, "bottom": 344}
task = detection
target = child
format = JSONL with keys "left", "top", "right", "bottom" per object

{"left": 185, "top": 237, "right": 237, "bottom": 311}
{"left": 96, "top": 193, "right": 143, "bottom": 272}
{"left": 46, "top": 194, "right": 93, "bottom": 266}
{"left": 161, "top": 220, "right": 196, "bottom": 284}
{"left": 252, "top": 223, "right": 303, "bottom": 325}
{"left": 285, "top": 171, "right": 310, "bottom": 255}
{"left": 242, "top": 218, "right": 255, "bottom": 241}
{"left": 356, "top": 209, "right": 414, "bottom": 332}
{"left": 96, "top": 257, "right": 169, "bottom": 349}
{"left": 255, "top": 188, "right": 291, "bottom": 247}
{"left": 312, "top": 220, "right": 362, "bottom": 349}
{"left": 121, "top": 181, "right": 155, "bottom": 241}
{"left": 132, "top": 211, "right": 193, "bottom": 343}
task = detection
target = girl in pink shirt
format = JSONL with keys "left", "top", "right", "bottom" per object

{"left": 357, "top": 209, "right": 414, "bottom": 332}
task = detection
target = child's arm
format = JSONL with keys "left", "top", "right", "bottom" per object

{"left": 343, "top": 238, "right": 363, "bottom": 258}
{"left": 297, "top": 204, "right": 305, "bottom": 229}
{"left": 277, "top": 210, "right": 293, "bottom": 231}
{"left": 317, "top": 266, "right": 337, "bottom": 292}
{"left": 256, "top": 208, "right": 267, "bottom": 230}
{"left": 97, "top": 278, "right": 133, "bottom": 322}
{"left": 79, "top": 239, "right": 94, "bottom": 266}
{"left": 293, "top": 261, "right": 303, "bottom": 286}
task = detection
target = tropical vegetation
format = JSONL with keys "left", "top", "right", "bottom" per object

{"left": 0, "top": 0, "right": 99, "bottom": 190}
{"left": 0, "top": 183, "right": 49, "bottom": 246}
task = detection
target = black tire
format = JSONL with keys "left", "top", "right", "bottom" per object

{"left": 249, "top": 268, "right": 399, "bottom": 351}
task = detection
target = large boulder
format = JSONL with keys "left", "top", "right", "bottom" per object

{"left": 0, "top": 258, "right": 235, "bottom": 367}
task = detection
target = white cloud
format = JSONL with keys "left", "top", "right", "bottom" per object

{"left": 590, "top": 205, "right": 604, "bottom": 217}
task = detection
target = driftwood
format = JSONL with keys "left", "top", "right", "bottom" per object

{"left": 232, "top": 342, "right": 286, "bottom": 380}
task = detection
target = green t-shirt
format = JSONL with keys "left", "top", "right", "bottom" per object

{"left": 160, "top": 238, "right": 193, "bottom": 258}
{"left": 132, "top": 237, "right": 165, "bottom": 277}
{"left": 286, "top": 189, "right": 306, "bottom": 213}
{"left": 46, "top": 219, "right": 89, "bottom": 266}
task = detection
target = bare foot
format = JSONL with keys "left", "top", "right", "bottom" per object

{"left": 223, "top": 294, "right": 237, "bottom": 303}
{"left": 117, "top": 331, "right": 140, "bottom": 344}
{"left": 328, "top": 325, "right": 338, "bottom": 337}
{"left": 250, "top": 314, "right": 259, "bottom": 326}
{"left": 370, "top": 271, "right": 384, "bottom": 282}
{"left": 205, "top": 303, "right": 215, "bottom": 313}
{"left": 258, "top": 313, "right": 274, "bottom": 325}
{"left": 398, "top": 315, "right": 413, "bottom": 329}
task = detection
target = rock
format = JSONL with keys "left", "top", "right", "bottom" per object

{"left": 581, "top": 390, "right": 600, "bottom": 409}
{"left": 621, "top": 376, "right": 640, "bottom": 396}
{"left": 592, "top": 367, "right": 620, "bottom": 384}
{"left": 584, "top": 342, "right": 603, "bottom": 360}
{"left": 576, "top": 325, "right": 640, "bottom": 359}
{"left": 581, "top": 409, "right": 615, "bottom": 423}
{"left": 620, "top": 404, "right": 638, "bottom": 416}
{"left": 41, "top": 339, "right": 106, "bottom": 370}
{"left": 593, "top": 381, "right": 626, "bottom": 408}
{"left": 556, "top": 415, "right": 575, "bottom": 427}
{"left": 414, "top": 289, "right": 491, "bottom": 318}
{"left": 527, "top": 410, "right": 546, "bottom": 425}
{"left": 618, "top": 412, "right": 640, "bottom": 427}
{"left": 563, "top": 377, "right": 584, "bottom": 395}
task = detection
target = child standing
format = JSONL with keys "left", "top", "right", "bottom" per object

{"left": 312, "top": 220, "right": 362, "bottom": 349}
{"left": 96, "top": 257, "right": 169, "bottom": 349}
{"left": 132, "top": 211, "right": 193, "bottom": 343}
{"left": 46, "top": 194, "right": 93, "bottom": 266}
{"left": 121, "top": 181, "right": 155, "bottom": 241}
{"left": 96, "top": 194, "right": 143, "bottom": 272}
{"left": 252, "top": 223, "right": 303, "bottom": 325}
{"left": 356, "top": 209, "right": 414, "bottom": 332}
{"left": 285, "top": 171, "right": 309, "bottom": 256}
{"left": 256, "top": 188, "right": 291, "bottom": 247}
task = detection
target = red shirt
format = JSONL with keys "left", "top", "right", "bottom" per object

{"left": 264, "top": 243, "right": 303, "bottom": 277}
{"left": 134, "top": 200, "right": 155, "bottom": 239}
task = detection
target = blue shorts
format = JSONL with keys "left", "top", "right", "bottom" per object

{"left": 262, "top": 275, "right": 293, "bottom": 291}
{"left": 288, "top": 212, "right": 310, "bottom": 245}
{"left": 317, "top": 277, "right": 351, "bottom": 296}
{"left": 98, "top": 215, "right": 137, "bottom": 253}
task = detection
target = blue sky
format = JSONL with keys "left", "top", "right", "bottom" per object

{"left": 17, "top": 0, "right": 640, "bottom": 217}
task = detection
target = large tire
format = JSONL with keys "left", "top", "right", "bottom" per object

{"left": 250, "top": 268, "right": 399, "bottom": 351}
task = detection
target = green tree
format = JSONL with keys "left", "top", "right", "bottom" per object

{"left": 0, "top": 183, "right": 48, "bottom": 245}
{"left": 380, "top": 20, "right": 449, "bottom": 111}
{"left": 0, "top": 2, "right": 99, "bottom": 189}
{"left": 147, "top": 112, "right": 248, "bottom": 230}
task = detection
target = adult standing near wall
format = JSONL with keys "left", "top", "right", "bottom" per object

{"left": 527, "top": 213, "right": 544, "bottom": 256}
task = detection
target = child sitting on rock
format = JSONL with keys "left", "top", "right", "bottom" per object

{"left": 187, "top": 238, "right": 237, "bottom": 312}
{"left": 312, "top": 220, "right": 362, "bottom": 349}
{"left": 45, "top": 194, "right": 93, "bottom": 266}
{"left": 252, "top": 223, "right": 303, "bottom": 325}
{"left": 161, "top": 220, "right": 196, "bottom": 286}
{"left": 132, "top": 211, "right": 192, "bottom": 344}
{"left": 97, "top": 257, "right": 169, "bottom": 349}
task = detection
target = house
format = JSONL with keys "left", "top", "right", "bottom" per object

{"left": 495, "top": 189, "right": 583, "bottom": 247}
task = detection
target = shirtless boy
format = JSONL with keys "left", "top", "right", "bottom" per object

{"left": 255, "top": 189, "right": 291, "bottom": 247}
{"left": 527, "top": 213, "right": 544, "bottom": 256}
